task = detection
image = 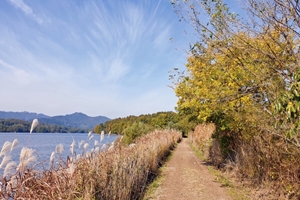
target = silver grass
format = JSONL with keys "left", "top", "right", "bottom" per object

{"left": 18, "top": 147, "right": 36, "bottom": 172}
{"left": 6, "top": 175, "right": 17, "bottom": 192}
{"left": 10, "top": 139, "right": 18, "bottom": 151}
{"left": 108, "top": 145, "right": 114, "bottom": 151}
{"left": 108, "top": 131, "right": 111, "bottom": 138}
{"left": 0, "top": 155, "right": 11, "bottom": 169}
{"left": 0, "top": 141, "right": 12, "bottom": 157}
{"left": 55, "top": 143, "right": 64, "bottom": 154}
{"left": 70, "top": 140, "right": 76, "bottom": 155}
{"left": 101, "top": 144, "right": 107, "bottom": 150}
{"left": 89, "top": 135, "right": 94, "bottom": 141}
{"left": 50, "top": 151, "right": 55, "bottom": 163}
{"left": 66, "top": 162, "right": 75, "bottom": 176}
{"left": 4, "top": 161, "right": 17, "bottom": 177}
{"left": 30, "top": 119, "right": 39, "bottom": 134}
{"left": 95, "top": 147, "right": 100, "bottom": 152}
{"left": 79, "top": 140, "right": 85, "bottom": 149}
{"left": 76, "top": 154, "right": 81, "bottom": 160}
{"left": 108, "top": 141, "right": 115, "bottom": 151}
{"left": 94, "top": 140, "right": 99, "bottom": 146}
{"left": 88, "top": 131, "right": 92, "bottom": 137}
{"left": 83, "top": 143, "right": 89, "bottom": 151}
{"left": 86, "top": 152, "right": 91, "bottom": 158}
{"left": 100, "top": 131, "right": 104, "bottom": 143}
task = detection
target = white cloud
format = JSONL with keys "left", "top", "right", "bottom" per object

{"left": 7, "top": 0, "right": 44, "bottom": 24}
{"left": 0, "top": 0, "right": 188, "bottom": 118}
{"left": 0, "top": 59, "right": 31, "bottom": 85}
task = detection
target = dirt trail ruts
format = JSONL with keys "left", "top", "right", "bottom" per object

{"left": 148, "top": 138, "right": 232, "bottom": 200}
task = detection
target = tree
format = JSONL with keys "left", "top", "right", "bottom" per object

{"left": 172, "top": 0, "right": 300, "bottom": 142}
{"left": 171, "top": 0, "right": 300, "bottom": 194}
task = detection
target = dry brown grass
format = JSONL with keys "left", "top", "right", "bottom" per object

{"left": 0, "top": 129, "right": 182, "bottom": 199}
{"left": 189, "top": 123, "right": 300, "bottom": 199}
{"left": 188, "top": 123, "right": 216, "bottom": 159}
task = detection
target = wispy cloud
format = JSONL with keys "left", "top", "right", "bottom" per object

{"left": 0, "top": 59, "right": 30, "bottom": 85}
{"left": 7, "top": 0, "right": 44, "bottom": 24}
{"left": 0, "top": 0, "right": 187, "bottom": 118}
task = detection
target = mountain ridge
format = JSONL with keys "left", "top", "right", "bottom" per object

{"left": 0, "top": 111, "right": 110, "bottom": 129}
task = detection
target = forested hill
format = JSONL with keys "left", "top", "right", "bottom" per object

{"left": 94, "top": 111, "right": 183, "bottom": 144}
{"left": 0, "top": 111, "right": 110, "bottom": 129}
{"left": 38, "top": 112, "right": 110, "bottom": 129}
{"left": 0, "top": 118, "right": 85, "bottom": 133}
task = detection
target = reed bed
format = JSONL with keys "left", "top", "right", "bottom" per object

{"left": 0, "top": 129, "right": 182, "bottom": 200}
{"left": 188, "top": 123, "right": 216, "bottom": 160}
{"left": 189, "top": 123, "right": 300, "bottom": 198}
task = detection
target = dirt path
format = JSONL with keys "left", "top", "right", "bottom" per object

{"left": 146, "top": 138, "right": 232, "bottom": 200}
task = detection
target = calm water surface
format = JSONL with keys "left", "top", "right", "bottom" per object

{"left": 0, "top": 132, "right": 117, "bottom": 166}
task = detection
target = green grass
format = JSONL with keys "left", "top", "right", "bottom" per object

{"left": 142, "top": 143, "right": 178, "bottom": 200}
{"left": 142, "top": 168, "right": 165, "bottom": 200}
{"left": 190, "top": 144, "right": 205, "bottom": 160}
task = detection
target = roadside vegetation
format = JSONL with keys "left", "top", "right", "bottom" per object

{"left": 0, "top": 129, "right": 181, "bottom": 199}
{"left": 94, "top": 112, "right": 186, "bottom": 144}
{"left": 171, "top": 0, "right": 300, "bottom": 198}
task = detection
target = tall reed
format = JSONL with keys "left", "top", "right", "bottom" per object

{"left": 189, "top": 123, "right": 300, "bottom": 198}
{"left": 0, "top": 129, "right": 181, "bottom": 199}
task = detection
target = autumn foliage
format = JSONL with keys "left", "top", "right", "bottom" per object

{"left": 172, "top": 0, "right": 300, "bottom": 198}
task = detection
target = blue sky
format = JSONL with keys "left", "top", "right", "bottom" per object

{"left": 0, "top": 0, "right": 241, "bottom": 119}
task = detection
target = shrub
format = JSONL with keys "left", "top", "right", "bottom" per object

{"left": 123, "top": 122, "right": 153, "bottom": 144}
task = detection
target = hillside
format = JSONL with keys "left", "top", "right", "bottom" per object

{"left": 38, "top": 112, "right": 110, "bottom": 129}
{"left": 0, "top": 111, "right": 110, "bottom": 129}
{"left": 0, "top": 111, "right": 49, "bottom": 120}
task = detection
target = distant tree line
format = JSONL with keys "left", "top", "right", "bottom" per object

{"left": 94, "top": 111, "right": 186, "bottom": 144}
{"left": 0, "top": 119, "right": 86, "bottom": 133}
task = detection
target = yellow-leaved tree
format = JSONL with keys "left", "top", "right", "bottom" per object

{"left": 172, "top": 0, "right": 300, "bottom": 196}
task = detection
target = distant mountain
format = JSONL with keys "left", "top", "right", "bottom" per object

{"left": 0, "top": 111, "right": 49, "bottom": 120}
{"left": 0, "top": 111, "right": 110, "bottom": 130}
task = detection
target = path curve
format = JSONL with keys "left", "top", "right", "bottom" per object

{"left": 148, "top": 138, "right": 232, "bottom": 200}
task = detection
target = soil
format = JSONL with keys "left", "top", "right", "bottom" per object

{"left": 146, "top": 138, "right": 232, "bottom": 200}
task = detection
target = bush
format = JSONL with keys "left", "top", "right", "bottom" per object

{"left": 123, "top": 122, "right": 153, "bottom": 144}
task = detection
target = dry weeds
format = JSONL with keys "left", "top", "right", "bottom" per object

{"left": 0, "top": 129, "right": 182, "bottom": 199}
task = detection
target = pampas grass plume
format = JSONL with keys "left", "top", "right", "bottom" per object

{"left": 88, "top": 131, "right": 92, "bottom": 137}
{"left": 30, "top": 119, "right": 39, "bottom": 134}
{"left": 79, "top": 140, "right": 85, "bottom": 149}
{"left": 11, "top": 139, "right": 18, "bottom": 151}
{"left": 101, "top": 144, "right": 107, "bottom": 150}
{"left": 70, "top": 140, "right": 76, "bottom": 155}
{"left": 55, "top": 144, "right": 64, "bottom": 154}
{"left": 0, "top": 155, "right": 11, "bottom": 169}
{"left": 0, "top": 141, "right": 12, "bottom": 157}
{"left": 83, "top": 143, "right": 89, "bottom": 151}
{"left": 100, "top": 131, "right": 104, "bottom": 143}
{"left": 50, "top": 151, "right": 55, "bottom": 163}
{"left": 18, "top": 147, "right": 36, "bottom": 172}
{"left": 4, "top": 161, "right": 17, "bottom": 177}
{"left": 89, "top": 135, "right": 94, "bottom": 141}
{"left": 67, "top": 162, "right": 75, "bottom": 176}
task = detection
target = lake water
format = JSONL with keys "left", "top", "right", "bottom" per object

{"left": 0, "top": 132, "right": 118, "bottom": 171}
